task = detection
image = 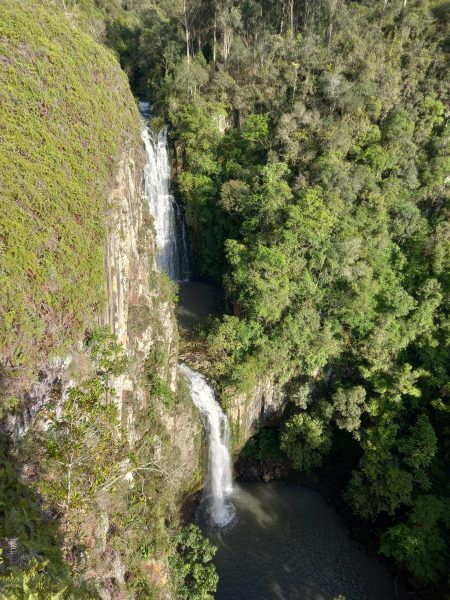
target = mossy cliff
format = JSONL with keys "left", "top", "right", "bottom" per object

{"left": 0, "top": 1, "right": 202, "bottom": 598}
{"left": 0, "top": 0, "right": 139, "bottom": 389}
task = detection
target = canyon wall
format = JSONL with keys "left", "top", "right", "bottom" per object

{"left": 0, "top": 2, "right": 204, "bottom": 597}
{"left": 104, "top": 145, "right": 202, "bottom": 492}
{"left": 4, "top": 140, "right": 203, "bottom": 599}
{"left": 227, "top": 378, "right": 286, "bottom": 451}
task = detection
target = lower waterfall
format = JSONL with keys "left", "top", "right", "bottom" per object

{"left": 179, "top": 364, "right": 235, "bottom": 527}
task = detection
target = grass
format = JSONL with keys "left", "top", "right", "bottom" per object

{"left": 0, "top": 0, "right": 141, "bottom": 388}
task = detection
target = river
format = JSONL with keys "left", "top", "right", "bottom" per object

{"left": 200, "top": 482, "right": 406, "bottom": 600}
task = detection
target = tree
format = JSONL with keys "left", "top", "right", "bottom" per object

{"left": 280, "top": 413, "right": 331, "bottom": 471}
{"left": 170, "top": 525, "right": 218, "bottom": 600}
{"left": 175, "top": 0, "right": 202, "bottom": 62}
{"left": 332, "top": 386, "right": 367, "bottom": 434}
{"left": 217, "top": 1, "right": 241, "bottom": 65}
{"left": 380, "top": 495, "right": 450, "bottom": 585}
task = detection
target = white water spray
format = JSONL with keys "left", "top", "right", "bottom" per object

{"left": 179, "top": 364, "right": 235, "bottom": 527}
{"left": 140, "top": 101, "right": 189, "bottom": 281}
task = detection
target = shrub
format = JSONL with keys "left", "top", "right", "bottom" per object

{"left": 170, "top": 525, "right": 218, "bottom": 600}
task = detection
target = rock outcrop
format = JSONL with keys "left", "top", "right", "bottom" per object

{"left": 227, "top": 378, "right": 286, "bottom": 451}
{"left": 103, "top": 144, "right": 201, "bottom": 485}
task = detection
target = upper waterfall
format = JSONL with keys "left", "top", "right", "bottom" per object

{"left": 179, "top": 363, "right": 235, "bottom": 527}
{"left": 140, "top": 101, "right": 190, "bottom": 281}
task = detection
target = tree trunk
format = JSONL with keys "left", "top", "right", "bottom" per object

{"left": 213, "top": 8, "right": 217, "bottom": 68}
{"left": 287, "top": 0, "right": 294, "bottom": 33}
{"left": 183, "top": 0, "right": 190, "bottom": 63}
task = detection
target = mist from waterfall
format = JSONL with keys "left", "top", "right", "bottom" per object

{"left": 179, "top": 364, "right": 235, "bottom": 527}
{"left": 140, "top": 101, "right": 189, "bottom": 282}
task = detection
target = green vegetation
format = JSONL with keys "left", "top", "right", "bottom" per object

{"left": 281, "top": 413, "right": 332, "bottom": 471}
{"left": 1, "top": 0, "right": 448, "bottom": 596}
{"left": 1, "top": 326, "right": 209, "bottom": 598}
{"left": 0, "top": 1, "right": 214, "bottom": 598}
{"left": 101, "top": 0, "right": 449, "bottom": 592}
{"left": 170, "top": 525, "right": 218, "bottom": 600}
{"left": 0, "top": 554, "right": 94, "bottom": 599}
{"left": 0, "top": 0, "right": 140, "bottom": 387}
{"left": 145, "top": 348, "right": 176, "bottom": 409}
{"left": 0, "top": 412, "right": 105, "bottom": 597}
{"left": 241, "top": 427, "right": 286, "bottom": 462}
{"left": 22, "top": 329, "right": 127, "bottom": 511}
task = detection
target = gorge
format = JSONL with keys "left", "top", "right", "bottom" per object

{"left": 142, "top": 103, "right": 405, "bottom": 600}
{"left": 141, "top": 104, "right": 235, "bottom": 528}
{"left": 0, "top": 1, "right": 449, "bottom": 599}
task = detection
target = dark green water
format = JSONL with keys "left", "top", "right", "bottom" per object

{"left": 176, "top": 281, "right": 223, "bottom": 329}
{"left": 201, "top": 482, "right": 405, "bottom": 600}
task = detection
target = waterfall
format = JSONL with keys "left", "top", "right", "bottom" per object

{"left": 179, "top": 364, "right": 235, "bottom": 527}
{"left": 140, "top": 100, "right": 234, "bottom": 527}
{"left": 140, "top": 101, "right": 190, "bottom": 282}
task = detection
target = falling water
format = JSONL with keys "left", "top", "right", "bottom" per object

{"left": 179, "top": 363, "right": 235, "bottom": 527}
{"left": 139, "top": 100, "right": 234, "bottom": 527}
{"left": 139, "top": 101, "right": 190, "bottom": 281}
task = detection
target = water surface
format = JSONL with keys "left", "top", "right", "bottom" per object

{"left": 201, "top": 482, "right": 405, "bottom": 600}
{"left": 177, "top": 281, "right": 223, "bottom": 328}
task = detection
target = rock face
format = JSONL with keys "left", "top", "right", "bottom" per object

{"left": 227, "top": 377, "right": 286, "bottom": 451}
{"left": 0, "top": 4, "right": 202, "bottom": 597}
{"left": 103, "top": 144, "right": 202, "bottom": 483}
{"left": 4, "top": 138, "right": 202, "bottom": 599}
{"left": 6, "top": 141, "right": 202, "bottom": 484}
{"left": 103, "top": 146, "right": 173, "bottom": 433}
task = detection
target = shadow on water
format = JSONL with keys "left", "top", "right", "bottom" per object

{"left": 176, "top": 281, "right": 224, "bottom": 329}
{"left": 199, "top": 482, "right": 407, "bottom": 600}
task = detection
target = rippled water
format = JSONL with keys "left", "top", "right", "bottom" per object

{"left": 200, "top": 482, "right": 405, "bottom": 600}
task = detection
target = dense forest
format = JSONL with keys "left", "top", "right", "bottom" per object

{"left": 104, "top": 0, "right": 449, "bottom": 594}
{"left": 0, "top": 0, "right": 449, "bottom": 598}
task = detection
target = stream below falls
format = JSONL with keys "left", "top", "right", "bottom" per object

{"left": 198, "top": 482, "right": 407, "bottom": 600}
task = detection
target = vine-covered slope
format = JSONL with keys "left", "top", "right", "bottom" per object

{"left": 0, "top": 0, "right": 140, "bottom": 387}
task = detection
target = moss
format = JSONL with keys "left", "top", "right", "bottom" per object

{"left": 0, "top": 0, "right": 141, "bottom": 384}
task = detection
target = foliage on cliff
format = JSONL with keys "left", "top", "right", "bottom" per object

{"left": 0, "top": 2, "right": 209, "bottom": 599}
{"left": 1, "top": 325, "right": 206, "bottom": 599}
{"left": 0, "top": 0, "right": 140, "bottom": 389}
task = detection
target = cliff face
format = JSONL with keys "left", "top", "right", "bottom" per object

{"left": 84, "top": 144, "right": 202, "bottom": 598}
{"left": 104, "top": 145, "right": 201, "bottom": 494}
{"left": 0, "top": 3, "right": 202, "bottom": 597}
{"left": 0, "top": 0, "right": 140, "bottom": 389}
{"left": 227, "top": 379, "right": 286, "bottom": 451}
{"left": 104, "top": 146, "right": 173, "bottom": 433}
{"left": 2, "top": 138, "right": 202, "bottom": 600}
